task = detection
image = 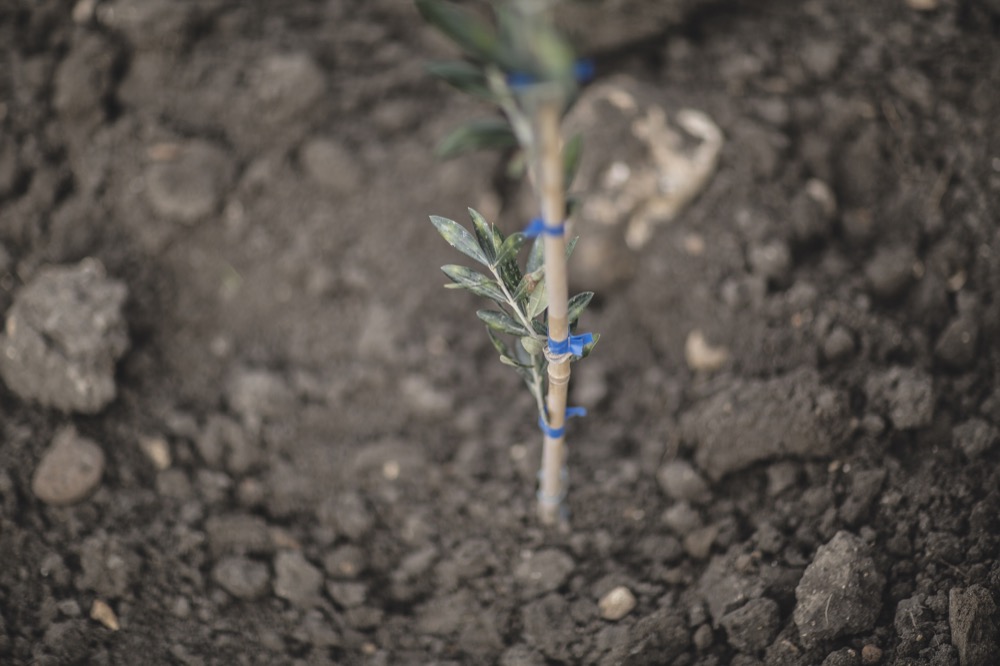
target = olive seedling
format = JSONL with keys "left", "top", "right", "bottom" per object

{"left": 418, "top": 0, "right": 597, "bottom": 524}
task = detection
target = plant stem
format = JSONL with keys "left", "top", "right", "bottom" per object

{"left": 533, "top": 91, "right": 570, "bottom": 525}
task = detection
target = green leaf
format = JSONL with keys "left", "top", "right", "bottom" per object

{"left": 520, "top": 336, "right": 543, "bottom": 356}
{"left": 566, "top": 236, "right": 578, "bottom": 260}
{"left": 579, "top": 332, "right": 600, "bottom": 359}
{"left": 468, "top": 208, "right": 497, "bottom": 264}
{"left": 526, "top": 276, "right": 548, "bottom": 319}
{"left": 513, "top": 266, "right": 544, "bottom": 304}
{"left": 441, "top": 265, "right": 506, "bottom": 304}
{"left": 499, "top": 355, "right": 531, "bottom": 369}
{"left": 526, "top": 236, "right": 545, "bottom": 273}
{"left": 430, "top": 215, "right": 489, "bottom": 266}
{"left": 425, "top": 60, "right": 494, "bottom": 100}
{"left": 495, "top": 232, "right": 527, "bottom": 266}
{"left": 486, "top": 327, "right": 512, "bottom": 358}
{"left": 477, "top": 309, "right": 530, "bottom": 336}
{"left": 567, "top": 291, "right": 594, "bottom": 325}
{"left": 496, "top": 232, "right": 525, "bottom": 293}
{"left": 435, "top": 118, "right": 517, "bottom": 160}
{"left": 415, "top": 0, "right": 516, "bottom": 69}
{"left": 563, "top": 133, "right": 583, "bottom": 189}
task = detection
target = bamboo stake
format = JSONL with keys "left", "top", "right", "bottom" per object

{"left": 534, "top": 93, "right": 571, "bottom": 525}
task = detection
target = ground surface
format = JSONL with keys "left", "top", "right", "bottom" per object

{"left": 1, "top": 0, "right": 999, "bottom": 664}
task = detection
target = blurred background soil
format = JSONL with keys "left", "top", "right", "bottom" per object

{"left": 1, "top": 0, "right": 999, "bottom": 664}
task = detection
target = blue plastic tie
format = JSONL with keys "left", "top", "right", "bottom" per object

{"left": 523, "top": 217, "right": 565, "bottom": 238}
{"left": 538, "top": 406, "right": 587, "bottom": 439}
{"left": 548, "top": 332, "right": 594, "bottom": 357}
{"left": 506, "top": 59, "right": 595, "bottom": 89}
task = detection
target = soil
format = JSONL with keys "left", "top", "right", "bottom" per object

{"left": 1, "top": 1, "right": 999, "bottom": 665}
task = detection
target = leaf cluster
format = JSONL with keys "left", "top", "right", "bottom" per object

{"left": 432, "top": 209, "right": 598, "bottom": 408}
{"left": 417, "top": 0, "right": 586, "bottom": 187}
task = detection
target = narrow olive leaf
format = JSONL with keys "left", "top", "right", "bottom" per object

{"left": 526, "top": 276, "right": 548, "bottom": 319}
{"left": 415, "top": 0, "right": 506, "bottom": 66}
{"left": 477, "top": 309, "right": 530, "bottom": 336}
{"left": 430, "top": 215, "right": 489, "bottom": 266}
{"left": 520, "top": 335, "right": 544, "bottom": 356}
{"left": 579, "top": 332, "right": 601, "bottom": 359}
{"left": 486, "top": 327, "right": 512, "bottom": 358}
{"left": 495, "top": 231, "right": 527, "bottom": 266}
{"left": 435, "top": 118, "right": 517, "bottom": 159}
{"left": 529, "top": 22, "right": 576, "bottom": 82}
{"left": 468, "top": 208, "right": 497, "bottom": 264}
{"left": 425, "top": 60, "right": 494, "bottom": 100}
{"left": 441, "top": 264, "right": 506, "bottom": 304}
{"left": 499, "top": 355, "right": 531, "bottom": 369}
{"left": 526, "top": 236, "right": 545, "bottom": 273}
{"left": 567, "top": 291, "right": 594, "bottom": 325}
{"left": 563, "top": 133, "right": 583, "bottom": 190}
{"left": 566, "top": 236, "right": 578, "bottom": 260}
{"left": 513, "top": 266, "right": 544, "bottom": 304}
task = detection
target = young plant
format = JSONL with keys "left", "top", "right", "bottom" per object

{"left": 417, "top": 0, "right": 598, "bottom": 524}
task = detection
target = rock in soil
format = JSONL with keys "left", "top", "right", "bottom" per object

{"left": 598, "top": 586, "right": 636, "bottom": 621}
{"left": 657, "top": 459, "right": 712, "bottom": 504}
{"left": 0, "top": 259, "right": 128, "bottom": 413}
{"left": 273, "top": 550, "right": 323, "bottom": 607}
{"left": 794, "top": 531, "right": 885, "bottom": 646}
{"left": 212, "top": 556, "right": 270, "bottom": 600}
{"left": 32, "top": 427, "right": 105, "bottom": 506}
{"left": 934, "top": 315, "right": 980, "bottom": 370}
{"left": 949, "top": 585, "right": 998, "bottom": 666}
{"left": 864, "top": 366, "right": 935, "bottom": 430}
{"left": 720, "top": 597, "right": 781, "bottom": 654}
{"left": 515, "top": 549, "right": 575, "bottom": 599}
{"left": 952, "top": 418, "right": 999, "bottom": 460}
{"left": 681, "top": 368, "right": 849, "bottom": 481}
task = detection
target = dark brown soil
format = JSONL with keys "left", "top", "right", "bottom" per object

{"left": 2, "top": 1, "right": 999, "bottom": 664}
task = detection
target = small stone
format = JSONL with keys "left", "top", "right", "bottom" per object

{"left": 225, "top": 367, "right": 295, "bottom": 434}
{"left": 748, "top": 240, "right": 792, "bottom": 284}
{"left": 138, "top": 435, "right": 171, "bottom": 471}
{"left": 865, "top": 246, "right": 916, "bottom": 300}
{"left": 212, "top": 556, "right": 270, "bottom": 600}
{"left": 144, "top": 140, "right": 232, "bottom": 224}
{"left": 952, "top": 419, "right": 999, "bottom": 460}
{"left": 250, "top": 53, "right": 325, "bottom": 123}
{"left": 822, "top": 648, "right": 861, "bottom": 666}
{"left": 662, "top": 501, "right": 702, "bottom": 536}
{"left": 205, "top": 513, "right": 271, "bottom": 556}
{"left": 684, "top": 524, "right": 720, "bottom": 560}
{"left": 323, "top": 544, "right": 366, "bottom": 579}
{"left": 657, "top": 460, "right": 712, "bottom": 504}
{"left": 865, "top": 366, "right": 934, "bottom": 430}
{"left": 693, "top": 623, "right": 714, "bottom": 651}
{"left": 861, "top": 644, "right": 883, "bottom": 664}
{"left": 514, "top": 549, "right": 575, "bottom": 599}
{"left": 906, "top": 0, "right": 939, "bottom": 10}
{"left": 934, "top": 316, "right": 979, "bottom": 370}
{"left": 684, "top": 330, "right": 729, "bottom": 372}
{"left": 823, "top": 326, "right": 855, "bottom": 363}
{"left": 794, "top": 531, "right": 885, "bottom": 645}
{"left": 0, "top": 259, "right": 128, "bottom": 413}
{"left": 273, "top": 551, "right": 322, "bottom": 607}
{"left": 599, "top": 586, "right": 637, "bottom": 621}
{"left": 949, "top": 585, "right": 998, "bottom": 666}
{"left": 326, "top": 581, "right": 367, "bottom": 608}
{"left": 89, "top": 600, "right": 119, "bottom": 631}
{"left": 32, "top": 427, "right": 105, "bottom": 506}
{"left": 720, "top": 597, "right": 781, "bottom": 653}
